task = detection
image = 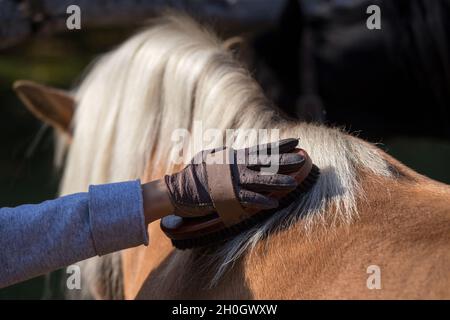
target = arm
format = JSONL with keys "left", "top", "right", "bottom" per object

{"left": 0, "top": 180, "right": 161, "bottom": 288}
{"left": 141, "top": 179, "right": 174, "bottom": 225}
{"left": 0, "top": 138, "right": 304, "bottom": 288}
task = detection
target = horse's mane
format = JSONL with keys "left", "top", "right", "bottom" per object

{"left": 60, "top": 14, "right": 392, "bottom": 299}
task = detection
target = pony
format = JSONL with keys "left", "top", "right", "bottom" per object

{"left": 14, "top": 14, "right": 450, "bottom": 299}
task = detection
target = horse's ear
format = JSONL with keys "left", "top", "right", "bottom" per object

{"left": 223, "top": 36, "right": 244, "bottom": 52}
{"left": 13, "top": 80, "right": 75, "bottom": 136}
{"left": 222, "top": 36, "right": 252, "bottom": 66}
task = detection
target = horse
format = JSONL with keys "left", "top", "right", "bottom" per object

{"left": 14, "top": 14, "right": 450, "bottom": 299}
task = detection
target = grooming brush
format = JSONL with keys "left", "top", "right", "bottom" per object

{"left": 161, "top": 148, "right": 320, "bottom": 250}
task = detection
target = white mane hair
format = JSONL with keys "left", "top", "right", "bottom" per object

{"left": 60, "top": 14, "right": 392, "bottom": 299}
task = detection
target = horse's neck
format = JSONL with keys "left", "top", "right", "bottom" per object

{"left": 123, "top": 152, "right": 450, "bottom": 299}
{"left": 235, "top": 160, "right": 450, "bottom": 299}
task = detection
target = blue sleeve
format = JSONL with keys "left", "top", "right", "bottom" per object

{"left": 0, "top": 180, "right": 149, "bottom": 288}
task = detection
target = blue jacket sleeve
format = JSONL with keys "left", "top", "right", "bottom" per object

{"left": 0, "top": 180, "right": 149, "bottom": 288}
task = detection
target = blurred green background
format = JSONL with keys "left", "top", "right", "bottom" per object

{"left": 1, "top": 27, "right": 450, "bottom": 299}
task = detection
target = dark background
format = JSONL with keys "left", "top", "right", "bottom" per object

{"left": 1, "top": 0, "right": 450, "bottom": 299}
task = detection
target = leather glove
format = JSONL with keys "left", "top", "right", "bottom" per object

{"left": 164, "top": 138, "right": 305, "bottom": 217}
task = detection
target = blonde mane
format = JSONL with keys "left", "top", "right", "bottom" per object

{"left": 61, "top": 14, "right": 392, "bottom": 298}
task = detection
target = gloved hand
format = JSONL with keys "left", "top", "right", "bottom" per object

{"left": 164, "top": 138, "right": 305, "bottom": 217}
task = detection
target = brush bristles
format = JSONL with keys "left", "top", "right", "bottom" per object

{"left": 172, "top": 165, "right": 321, "bottom": 250}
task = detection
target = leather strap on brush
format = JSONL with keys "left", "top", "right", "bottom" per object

{"left": 205, "top": 148, "right": 248, "bottom": 226}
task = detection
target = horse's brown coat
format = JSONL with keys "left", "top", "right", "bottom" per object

{"left": 121, "top": 153, "right": 450, "bottom": 299}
